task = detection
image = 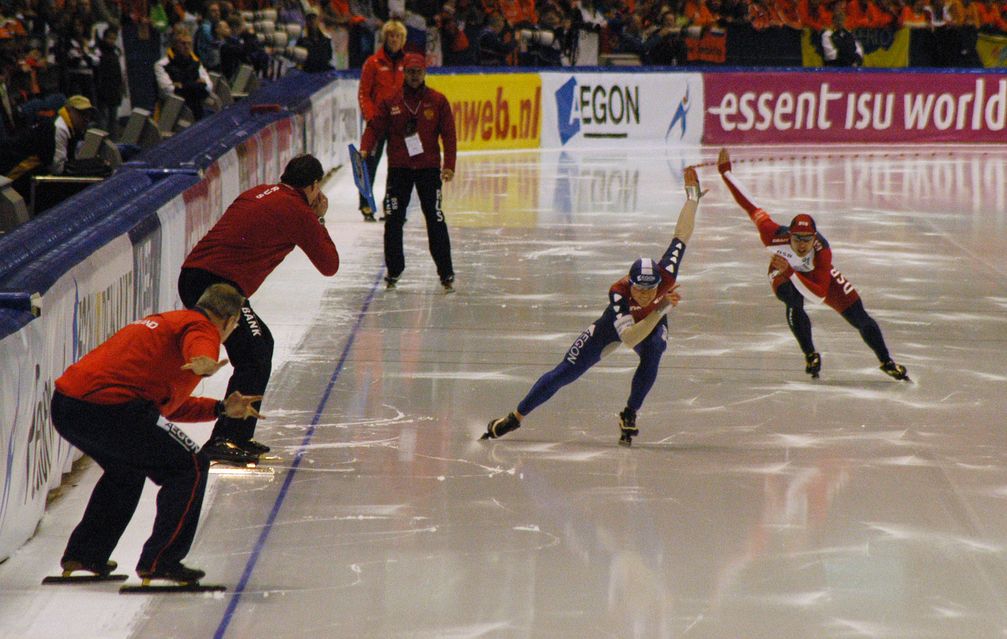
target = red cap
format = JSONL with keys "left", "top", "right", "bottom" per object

{"left": 403, "top": 53, "right": 426, "bottom": 69}
{"left": 789, "top": 214, "right": 816, "bottom": 235}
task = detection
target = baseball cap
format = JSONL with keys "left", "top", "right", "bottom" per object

{"left": 403, "top": 53, "right": 426, "bottom": 69}
{"left": 628, "top": 257, "right": 661, "bottom": 290}
{"left": 789, "top": 213, "right": 816, "bottom": 236}
{"left": 65, "top": 95, "right": 97, "bottom": 115}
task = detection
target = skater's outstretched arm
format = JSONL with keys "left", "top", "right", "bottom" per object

{"left": 718, "top": 148, "right": 765, "bottom": 221}
{"left": 658, "top": 167, "right": 705, "bottom": 274}
{"left": 671, "top": 166, "right": 704, "bottom": 245}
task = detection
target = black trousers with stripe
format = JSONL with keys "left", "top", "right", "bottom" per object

{"left": 52, "top": 392, "right": 209, "bottom": 573}
{"left": 383, "top": 167, "right": 454, "bottom": 282}
{"left": 179, "top": 267, "right": 273, "bottom": 443}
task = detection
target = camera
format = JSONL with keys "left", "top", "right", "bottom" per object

{"left": 517, "top": 28, "right": 556, "bottom": 48}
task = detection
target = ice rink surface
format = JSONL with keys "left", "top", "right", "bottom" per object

{"left": 2, "top": 144, "right": 1007, "bottom": 638}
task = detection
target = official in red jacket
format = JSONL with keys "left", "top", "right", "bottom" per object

{"left": 51, "top": 284, "right": 261, "bottom": 584}
{"left": 356, "top": 19, "right": 407, "bottom": 221}
{"left": 179, "top": 154, "right": 339, "bottom": 463}
{"left": 361, "top": 53, "right": 457, "bottom": 291}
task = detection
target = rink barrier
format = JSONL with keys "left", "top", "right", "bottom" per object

{"left": 0, "top": 71, "right": 360, "bottom": 563}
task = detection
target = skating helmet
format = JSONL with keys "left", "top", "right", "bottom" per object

{"left": 788, "top": 214, "right": 817, "bottom": 236}
{"left": 629, "top": 257, "right": 661, "bottom": 290}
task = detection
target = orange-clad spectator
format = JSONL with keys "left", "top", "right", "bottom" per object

{"left": 899, "top": 0, "right": 931, "bottom": 26}
{"left": 749, "top": 0, "right": 775, "bottom": 29}
{"left": 774, "top": 0, "right": 805, "bottom": 29}
{"left": 683, "top": 0, "right": 718, "bottom": 27}
{"left": 847, "top": 0, "right": 896, "bottom": 28}
{"left": 356, "top": 19, "right": 407, "bottom": 222}
{"left": 974, "top": 0, "right": 1007, "bottom": 30}
{"left": 798, "top": 0, "right": 833, "bottom": 30}
{"left": 496, "top": 0, "right": 537, "bottom": 26}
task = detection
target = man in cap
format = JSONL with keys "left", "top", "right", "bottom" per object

{"left": 360, "top": 51, "right": 457, "bottom": 292}
{"left": 0, "top": 93, "right": 93, "bottom": 191}
{"left": 482, "top": 167, "right": 705, "bottom": 447}
{"left": 178, "top": 154, "right": 340, "bottom": 464}
{"left": 717, "top": 147, "right": 909, "bottom": 381}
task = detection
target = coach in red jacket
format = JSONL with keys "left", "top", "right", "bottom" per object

{"left": 52, "top": 283, "right": 260, "bottom": 583}
{"left": 178, "top": 154, "right": 339, "bottom": 464}
{"left": 356, "top": 19, "right": 406, "bottom": 221}
{"left": 361, "top": 53, "right": 457, "bottom": 292}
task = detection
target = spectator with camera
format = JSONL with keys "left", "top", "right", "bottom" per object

{"left": 477, "top": 12, "right": 517, "bottom": 65}
{"left": 437, "top": 2, "right": 472, "bottom": 66}
{"left": 644, "top": 8, "right": 687, "bottom": 64}
{"left": 516, "top": 6, "right": 573, "bottom": 66}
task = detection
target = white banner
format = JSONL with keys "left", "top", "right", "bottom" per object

{"left": 540, "top": 71, "right": 704, "bottom": 149}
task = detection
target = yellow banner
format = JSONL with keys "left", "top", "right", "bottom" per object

{"left": 802, "top": 27, "right": 909, "bottom": 68}
{"left": 444, "top": 151, "right": 541, "bottom": 228}
{"left": 977, "top": 32, "right": 1007, "bottom": 68}
{"left": 427, "top": 73, "right": 542, "bottom": 151}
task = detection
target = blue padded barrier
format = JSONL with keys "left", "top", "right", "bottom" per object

{"left": 0, "top": 170, "right": 153, "bottom": 283}
{"left": 0, "top": 174, "right": 200, "bottom": 296}
{"left": 0, "top": 308, "right": 30, "bottom": 338}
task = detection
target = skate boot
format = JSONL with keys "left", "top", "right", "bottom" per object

{"left": 137, "top": 563, "right": 206, "bottom": 585}
{"left": 385, "top": 276, "right": 399, "bottom": 290}
{"left": 481, "top": 413, "right": 521, "bottom": 440}
{"left": 441, "top": 275, "right": 455, "bottom": 294}
{"left": 880, "top": 360, "right": 910, "bottom": 381}
{"left": 361, "top": 206, "right": 376, "bottom": 222}
{"left": 202, "top": 437, "right": 258, "bottom": 465}
{"left": 241, "top": 439, "right": 271, "bottom": 455}
{"left": 618, "top": 407, "right": 638, "bottom": 447}
{"left": 805, "top": 352, "right": 821, "bottom": 379}
{"left": 60, "top": 557, "right": 117, "bottom": 576}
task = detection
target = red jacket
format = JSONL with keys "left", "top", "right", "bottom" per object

{"left": 361, "top": 83, "right": 456, "bottom": 172}
{"left": 55, "top": 310, "right": 222, "bottom": 422}
{"left": 182, "top": 183, "right": 339, "bottom": 296}
{"left": 358, "top": 48, "right": 405, "bottom": 122}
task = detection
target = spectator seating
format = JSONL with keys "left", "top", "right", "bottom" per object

{"left": 120, "top": 109, "right": 163, "bottom": 150}
{"left": 0, "top": 178, "right": 29, "bottom": 236}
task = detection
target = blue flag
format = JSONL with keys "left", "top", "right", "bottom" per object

{"left": 348, "top": 144, "right": 376, "bottom": 213}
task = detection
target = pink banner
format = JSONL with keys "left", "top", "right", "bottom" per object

{"left": 703, "top": 72, "right": 1007, "bottom": 144}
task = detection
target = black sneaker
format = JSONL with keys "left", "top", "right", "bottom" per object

{"left": 805, "top": 352, "right": 821, "bottom": 378}
{"left": 241, "top": 439, "right": 270, "bottom": 455}
{"left": 385, "top": 276, "right": 399, "bottom": 289}
{"left": 481, "top": 413, "right": 521, "bottom": 440}
{"left": 441, "top": 276, "right": 455, "bottom": 293}
{"left": 618, "top": 407, "right": 638, "bottom": 447}
{"left": 61, "top": 557, "right": 117, "bottom": 576}
{"left": 202, "top": 438, "right": 258, "bottom": 465}
{"left": 137, "top": 563, "right": 206, "bottom": 584}
{"left": 880, "top": 360, "right": 910, "bottom": 381}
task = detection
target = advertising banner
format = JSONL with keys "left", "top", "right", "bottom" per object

{"left": 426, "top": 73, "right": 542, "bottom": 151}
{"left": 540, "top": 71, "right": 704, "bottom": 149}
{"left": 0, "top": 237, "right": 133, "bottom": 561}
{"left": 703, "top": 72, "right": 1007, "bottom": 144}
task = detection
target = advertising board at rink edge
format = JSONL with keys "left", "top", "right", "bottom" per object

{"left": 704, "top": 72, "right": 1007, "bottom": 144}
